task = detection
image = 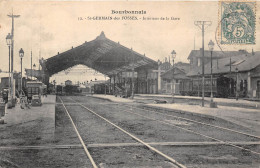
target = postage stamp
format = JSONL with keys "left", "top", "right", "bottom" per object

{"left": 219, "top": 1, "right": 256, "bottom": 45}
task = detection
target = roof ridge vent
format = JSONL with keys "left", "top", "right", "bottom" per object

{"left": 96, "top": 31, "right": 106, "bottom": 40}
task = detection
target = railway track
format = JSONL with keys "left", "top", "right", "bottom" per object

{"left": 121, "top": 104, "right": 260, "bottom": 139}
{"left": 58, "top": 96, "right": 186, "bottom": 168}
{"left": 69, "top": 96, "right": 260, "bottom": 155}
{"left": 99, "top": 103, "right": 260, "bottom": 155}
{"left": 59, "top": 97, "right": 98, "bottom": 168}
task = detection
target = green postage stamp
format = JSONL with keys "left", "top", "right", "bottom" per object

{"left": 220, "top": 1, "right": 256, "bottom": 44}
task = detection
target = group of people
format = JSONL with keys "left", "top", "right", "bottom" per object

{"left": 0, "top": 89, "right": 30, "bottom": 109}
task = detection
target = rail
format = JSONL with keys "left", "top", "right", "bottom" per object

{"left": 58, "top": 97, "right": 98, "bottom": 168}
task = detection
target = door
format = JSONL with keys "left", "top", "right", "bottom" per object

{"left": 257, "top": 80, "right": 260, "bottom": 98}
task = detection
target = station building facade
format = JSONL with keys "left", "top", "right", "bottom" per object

{"left": 187, "top": 50, "right": 260, "bottom": 99}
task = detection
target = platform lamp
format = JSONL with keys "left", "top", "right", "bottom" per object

{"left": 171, "top": 50, "right": 176, "bottom": 103}
{"left": 235, "top": 67, "right": 239, "bottom": 101}
{"left": 6, "top": 33, "right": 12, "bottom": 108}
{"left": 19, "top": 48, "right": 24, "bottom": 93}
{"left": 208, "top": 40, "right": 217, "bottom": 108}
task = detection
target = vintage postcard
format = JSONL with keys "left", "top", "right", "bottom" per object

{"left": 0, "top": 1, "right": 259, "bottom": 168}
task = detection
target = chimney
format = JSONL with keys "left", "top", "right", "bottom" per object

{"left": 252, "top": 48, "right": 255, "bottom": 55}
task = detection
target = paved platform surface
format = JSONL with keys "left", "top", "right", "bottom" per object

{"left": 135, "top": 94, "right": 260, "bottom": 109}
{"left": 92, "top": 94, "right": 260, "bottom": 135}
{"left": 0, "top": 95, "right": 56, "bottom": 132}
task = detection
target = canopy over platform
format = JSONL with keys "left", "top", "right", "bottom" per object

{"left": 41, "top": 32, "right": 157, "bottom": 77}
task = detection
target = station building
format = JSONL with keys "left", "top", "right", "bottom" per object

{"left": 65, "top": 80, "right": 72, "bottom": 86}
{"left": 187, "top": 50, "right": 260, "bottom": 98}
{"left": 159, "top": 62, "right": 190, "bottom": 95}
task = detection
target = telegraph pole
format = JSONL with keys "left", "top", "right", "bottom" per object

{"left": 8, "top": 10, "right": 20, "bottom": 107}
{"left": 194, "top": 21, "right": 211, "bottom": 107}
{"left": 131, "top": 48, "right": 135, "bottom": 99}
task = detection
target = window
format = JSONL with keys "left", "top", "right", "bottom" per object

{"left": 190, "top": 58, "right": 193, "bottom": 65}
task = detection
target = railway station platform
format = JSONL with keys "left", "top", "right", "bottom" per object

{"left": 0, "top": 95, "right": 56, "bottom": 140}
{"left": 91, "top": 94, "right": 260, "bottom": 135}
{"left": 2, "top": 95, "right": 56, "bottom": 126}
{"left": 135, "top": 94, "right": 260, "bottom": 109}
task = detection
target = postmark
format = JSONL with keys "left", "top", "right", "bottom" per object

{"left": 219, "top": 1, "right": 256, "bottom": 45}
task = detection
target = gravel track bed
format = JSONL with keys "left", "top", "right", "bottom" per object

{"left": 88, "top": 146, "right": 179, "bottom": 168}
{"left": 54, "top": 104, "right": 81, "bottom": 145}
{"left": 64, "top": 105, "right": 136, "bottom": 144}
{"left": 155, "top": 145, "right": 260, "bottom": 168}
{"left": 0, "top": 148, "right": 91, "bottom": 168}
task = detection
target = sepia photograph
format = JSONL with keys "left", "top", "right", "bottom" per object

{"left": 0, "top": 0, "right": 259, "bottom": 167}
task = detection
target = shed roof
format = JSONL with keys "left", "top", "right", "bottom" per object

{"left": 187, "top": 50, "right": 248, "bottom": 60}
{"left": 187, "top": 52, "right": 260, "bottom": 76}
{"left": 42, "top": 32, "right": 157, "bottom": 76}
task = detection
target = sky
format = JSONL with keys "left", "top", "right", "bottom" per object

{"left": 0, "top": 1, "right": 259, "bottom": 84}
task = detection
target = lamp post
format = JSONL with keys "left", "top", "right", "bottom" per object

{"left": 6, "top": 33, "right": 12, "bottom": 108}
{"left": 19, "top": 48, "right": 24, "bottom": 93}
{"left": 8, "top": 11, "right": 20, "bottom": 108}
{"left": 171, "top": 50, "right": 176, "bottom": 103}
{"left": 208, "top": 40, "right": 217, "bottom": 108}
{"left": 235, "top": 67, "right": 239, "bottom": 101}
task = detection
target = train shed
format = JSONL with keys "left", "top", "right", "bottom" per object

{"left": 40, "top": 32, "right": 158, "bottom": 95}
